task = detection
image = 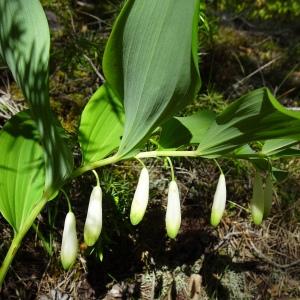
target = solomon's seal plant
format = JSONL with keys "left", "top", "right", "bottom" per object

{"left": 210, "top": 173, "right": 227, "bottom": 227}
{"left": 130, "top": 166, "right": 150, "bottom": 226}
{"left": 166, "top": 180, "right": 182, "bottom": 239}
{"left": 0, "top": 0, "right": 299, "bottom": 285}
{"left": 61, "top": 211, "right": 78, "bottom": 270}
{"left": 84, "top": 171, "right": 103, "bottom": 247}
{"left": 165, "top": 157, "right": 181, "bottom": 239}
{"left": 250, "top": 172, "right": 264, "bottom": 225}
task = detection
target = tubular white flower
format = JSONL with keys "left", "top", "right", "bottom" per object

{"left": 130, "top": 167, "right": 149, "bottom": 225}
{"left": 61, "top": 212, "right": 78, "bottom": 270}
{"left": 250, "top": 172, "right": 264, "bottom": 225}
{"left": 84, "top": 185, "right": 102, "bottom": 246}
{"left": 165, "top": 180, "right": 181, "bottom": 239}
{"left": 263, "top": 174, "right": 273, "bottom": 218}
{"left": 210, "top": 173, "right": 226, "bottom": 227}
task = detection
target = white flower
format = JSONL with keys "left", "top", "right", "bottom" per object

{"left": 84, "top": 186, "right": 102, "bottom": 246}
{"left": 250, "top": 172, "right": 264, "bottom": 225}
{"left": 61, "top": 212, "right": 78, "bottom": 270}
{"left": 165, "top": 180, "right": 181, "bottom": 239}
{"left": 210, "top": 173, "right": 226, "bottom": 227}
{"left": 130, "top": 167, "right": 149, "bottom": 225}
{"left": 263, "top": 174, "right": 273, "bottom": 218}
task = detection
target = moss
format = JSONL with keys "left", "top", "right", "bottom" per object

{"left": 9, "top": 83, "right": 24, "bottom": 101}
{"left": 221, "top": 270, "right": 252, "bottom": 299}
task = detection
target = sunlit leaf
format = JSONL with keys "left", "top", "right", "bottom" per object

{"left": 103, "top": 0, "right": 201, "bottom": 157}
{"left": 0, "top": 111, "right": 45, "bottom": 232}
{"left": 233, "top": 144, "right": 255, "bottom": 156}
{"left": 197, "top": 88, "right": 300, "bottom": 157}
{"left": 79, "top": 84, "right": 124, "bottom": 164}
{"left": 159, "top": 111, "right": 215, "bottom": 149}
{"left": 0, "top": 0, "right": 73, "bottom": 194}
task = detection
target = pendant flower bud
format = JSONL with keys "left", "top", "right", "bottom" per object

{"left": 130, "top": 167, "right": 149, "bottom": 225}
{"left": 210, "top": 173, "right": 226, "bottom": 227}
{"left": 250, "top": 172, "right": 264, "bottom": 225}
{"left": 263, "top": 174, "right": 273, "bottom": 218}
{"left": 84, "top": 186, "right": 102, "bottom": 246}
{"left": 61, "top": 212, "right": 78, "bottom": 270}
{"left": 165, "top": 180, "right": 181, "bottom": 239}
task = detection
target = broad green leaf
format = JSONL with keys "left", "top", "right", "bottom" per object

{"left": 79, "top": 84, "right": 124, "bottom": 164}
{"left": 269, "top": 147, "right": 300, "bottom": 158}
{"left": 197, "top": 88, "right": 300, "bottom": 157}
{"left": 261, "top": 138, "right": 299, "bottom": 156}
{"left": 233, "top": 144, "right": 255, "bottom": 156}
{"left": 251, "top": 158, "right": 271, "bottom": 173}
{"left": 0, "top": 0, "right": 73, "bottom": 195}
{"left": 159, "top": 111, "right": 215, "bottom": 149}
{"left": 234, "top": 145, "right": 271, "bottom": 171}
{"left": 103, "top": 0, "right": 201, "bottom": 157}
{"left": 0, "top": 111, "right": 45, "bottom": 232}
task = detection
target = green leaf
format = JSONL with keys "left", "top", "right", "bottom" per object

{"left": 197, "top": 88, "right": 300, "bottom": 157}
{"left": 159, "top": 111, "right": 215, "bottom": 149}
{"left": 103, "top": 0, "right": 201, "bottom": 157}
{"left": 0, "top": 0, "right": 73, "bottom": 195}
{"left": 261, "top": 138, "right": 299, "bottom": 156}
{"left": 232, "top": 145, "right": 271, "bottom": 171}
{"left": 79, "top": 84, "right": 124, "bottom": 164}
{"left": 269, "top": 147, "right": 300, "bottom": 158}
{"left": 234, "top": 144, "right": 256, "bottom": 156}
{"left": 0, "top": 112, "right": 45, "bottom": 232}
{"left": 272, "top": 167, "right": 289, "bottom": 182}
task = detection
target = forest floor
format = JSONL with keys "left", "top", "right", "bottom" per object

{"left": 0, "top": 1, "right": 300, "bottom": 299}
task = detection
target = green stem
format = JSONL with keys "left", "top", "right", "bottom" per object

{"left": 166, "top": 157, "right": 175, "bottom": 181}
{"left": 213, "top": 159, "right": 223, "bottom": 174}
{"left": 0, "top": 196, "right": 48, "bottom": 287}
{"left": 92, "top": 170, "right": 100, "bottom": 187}
{"left": 72, "top": 155, "right": 121, "bottom": 178}
{"left": 72, "top": 151, "right": 198, "bottom": 179}
{"left": 135, "top": 157, "right": 146, "bottom": 168}
{"left": 136, "top": 150, "right": 198, "bottom": 159}
{"left": 61, "top": 189, "right": 72, "bottom": 212}
{"left": 72, "top": 149, "right": 268, "bottom": 179}
{"left": 32, "top": 222, "right": 53, "bottom": 256}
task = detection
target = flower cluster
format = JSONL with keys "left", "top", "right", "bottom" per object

{"left": 210, "top": 171, "right": 273, "bottom": 227}
{"left": 129, "top": 166, "right": 181, "bottom": 239}
{"left": 61, "top": 177, "right": 103, "bottom": 270}
{"left": 60, "top": 166, "right": 273, "bottom": 269}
